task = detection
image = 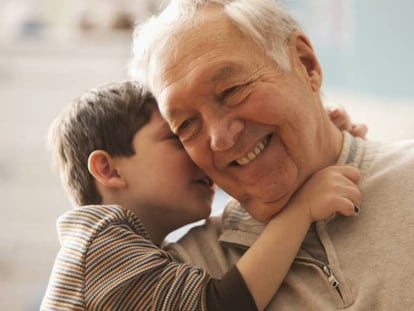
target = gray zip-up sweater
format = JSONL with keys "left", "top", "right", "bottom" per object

{"left": 165, "top": 132, "right": 414, "bottom": 310}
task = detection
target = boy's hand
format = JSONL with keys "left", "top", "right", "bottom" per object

{"left": 328, "top": 107, "right": 368, "bottom": 139}
{"left": 289, "top": 165, "right": 361, "bottom": 223}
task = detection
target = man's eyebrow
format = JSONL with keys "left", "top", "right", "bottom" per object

{"left": 160, "top": 105, "right": 182, "bottom": 130}
{"left": 158, "top": 94, "right": 181, "bottom": 124}
{"left": 211, "top": 65, "right": 239, "bottom": 83}
{"left": 162, "top": 107, "right": 179, "bottom": 123}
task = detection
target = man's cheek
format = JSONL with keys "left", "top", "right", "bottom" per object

{"left": 185, "top": 146, "right": 203, "bottom": 165}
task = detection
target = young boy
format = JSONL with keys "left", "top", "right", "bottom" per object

{"left": 41, "top": 81, "right": 361, "bottom": 311}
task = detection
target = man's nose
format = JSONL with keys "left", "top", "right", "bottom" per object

{"left": 209, "top": 117, "right": 244, "bottom": 152}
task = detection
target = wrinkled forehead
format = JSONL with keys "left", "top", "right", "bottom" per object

{"left": 148, "top": 6, "right": 247, "bottom": 97}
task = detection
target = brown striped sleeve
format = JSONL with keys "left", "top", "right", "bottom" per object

{"left": 40, "top": 205, "right": 211, "bottom": 311}
{"left": 84, "top": 223, "right": 210, "bottom": 310}
{"left": 41, "top": 205, "right": 258, "bottom": 311}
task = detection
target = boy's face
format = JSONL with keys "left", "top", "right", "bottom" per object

{"left": 116, "top": 109, "right": 215, "bottom": 232}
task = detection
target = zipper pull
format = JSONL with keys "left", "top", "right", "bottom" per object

{"left": 323, "top": 265, "right": 339, "bottom": 288}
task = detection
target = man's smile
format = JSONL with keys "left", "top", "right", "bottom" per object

{"left": 234, "top": 134, "right": 272, "bottom": 166}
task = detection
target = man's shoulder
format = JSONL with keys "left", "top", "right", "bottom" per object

{"left": 168, "top": 198, "right": 245, "bottom": 249}
{"left": 164, "top": 199, "right": 263, "bottom": 273}
{"left": 364, "top": 138, "right": 414, "bottom": 171}
{"left": 368, "top": 138, "right": 414, "bottom": 153}
{"left": 164, "top": 214, "right": 229, "bottom": 275}
{"left": 361, "top": 138, "right": 414, "bottom": 201}
{"left": 165, "top": 214, "right": 224, "bottom": 254}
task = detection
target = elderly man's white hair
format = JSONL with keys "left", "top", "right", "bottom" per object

{"left": 130, "top": 0, "right": 301, "bottom": 88}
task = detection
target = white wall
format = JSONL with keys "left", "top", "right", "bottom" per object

{"left": 0, "top": 1, "right": 413, "bottom": 310}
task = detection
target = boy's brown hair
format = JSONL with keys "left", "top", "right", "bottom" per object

{"left": 49, "top": 81, "right": 156, "bottom": 206}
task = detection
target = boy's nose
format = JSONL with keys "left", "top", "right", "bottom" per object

{"left": 209, "top": 117, "right": 244, "bottom": 152}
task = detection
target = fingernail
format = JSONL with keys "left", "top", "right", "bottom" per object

{"left": 353, "top": 205, "right": 360, "bottom": 216}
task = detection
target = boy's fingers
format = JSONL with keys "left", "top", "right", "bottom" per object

{"left": 327, "top": 107, "right": 340, "bottom": 118}
{"left": 337, "top": 165, "right": 361, "bottom": 184}
{"left": 350, "top": 124, "right": 368, "bottom": 139}
{"left": 339, "top": 181, "right": 362, "bottom": 216}
{"left": 336, "top": 196, "right": 361, "bottom": 217}
{"left": 334, "top": 197, "right": 354, "bottom": 216}
{"left": 328, "top": 107, "right": 352, "bottom": 130}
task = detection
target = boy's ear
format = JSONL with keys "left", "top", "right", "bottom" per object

{"left": 88, "top": 150, "right": 126, "bottom": 189}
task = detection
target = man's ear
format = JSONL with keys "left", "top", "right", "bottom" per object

{"left": 88, "top": 150, "right": 126, "bottom": 189}
{"left": 289, "top": 31, "right": 322, "bottom": 92}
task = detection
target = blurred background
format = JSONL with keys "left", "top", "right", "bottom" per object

{"left": 0, "top": 0, "right": 413, "bottom": 310}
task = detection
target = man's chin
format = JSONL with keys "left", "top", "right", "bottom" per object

{"left": 252, "top": 207, "right": 284, "bottom": 223}
{"left": 242, "top": 195, "right": 290, "bottom": 223}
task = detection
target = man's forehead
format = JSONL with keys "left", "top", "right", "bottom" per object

{"left": 155, "top": 88, "right": 185, "bottom": 126}
{"left": 157, "top": 63, "right": 243, "bottom": 105}
{"left": 157, "top": 96, "right": 176, "bottom": 121}
{"left": 150, "top": 8, "right": 246, "bottom": 83}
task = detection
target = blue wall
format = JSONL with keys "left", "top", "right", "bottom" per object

{"left": 286, "top": 0, "right": 414, "bottom": 99}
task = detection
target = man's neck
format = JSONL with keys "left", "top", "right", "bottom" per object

{"left": 317, "top": 113, "right": 345, "bottom": 167}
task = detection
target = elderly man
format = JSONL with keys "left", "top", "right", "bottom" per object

{"left": 131, "top": 0, "right": 414, "bottom": 309}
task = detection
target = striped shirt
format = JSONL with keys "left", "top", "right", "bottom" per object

{"left": 40, "top": 205, "right": 211, "bottom": 310}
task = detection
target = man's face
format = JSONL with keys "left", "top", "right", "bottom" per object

{"left": 151, "top": 9, "right": 334, "bottom": 222}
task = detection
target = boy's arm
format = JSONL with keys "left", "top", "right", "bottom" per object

{"left": 235, "top": 165, "right": 361, "bottom": 310}
{"left": 83, "top": 224, "right": 211, "bottom": 310}
{"left": 81, "top": 164, "right": 359, "bottom": 311}
{"left": 204, "top": 203, "right": 311, "bottom": 311}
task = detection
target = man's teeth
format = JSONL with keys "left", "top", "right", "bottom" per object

{"left": 236, "top": 137, "right": 269, "bottom": 166}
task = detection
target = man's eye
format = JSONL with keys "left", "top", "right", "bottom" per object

{"left": 167, "top": 133, "right": 184, "bottom": 147}
{"left": 175, "top": 117, "right": 201, "bottom": 143}
{"left": 221, "top": 84, "right": 250, "bottom": 107}
{"left": 168, "top": 133, "right": 180, "bottom": 140}
{"left": 220, "top": 85, "right": 238, "bottom": 99}
{"left": 178, "top": 119, "right": 192, "bottom": 132}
